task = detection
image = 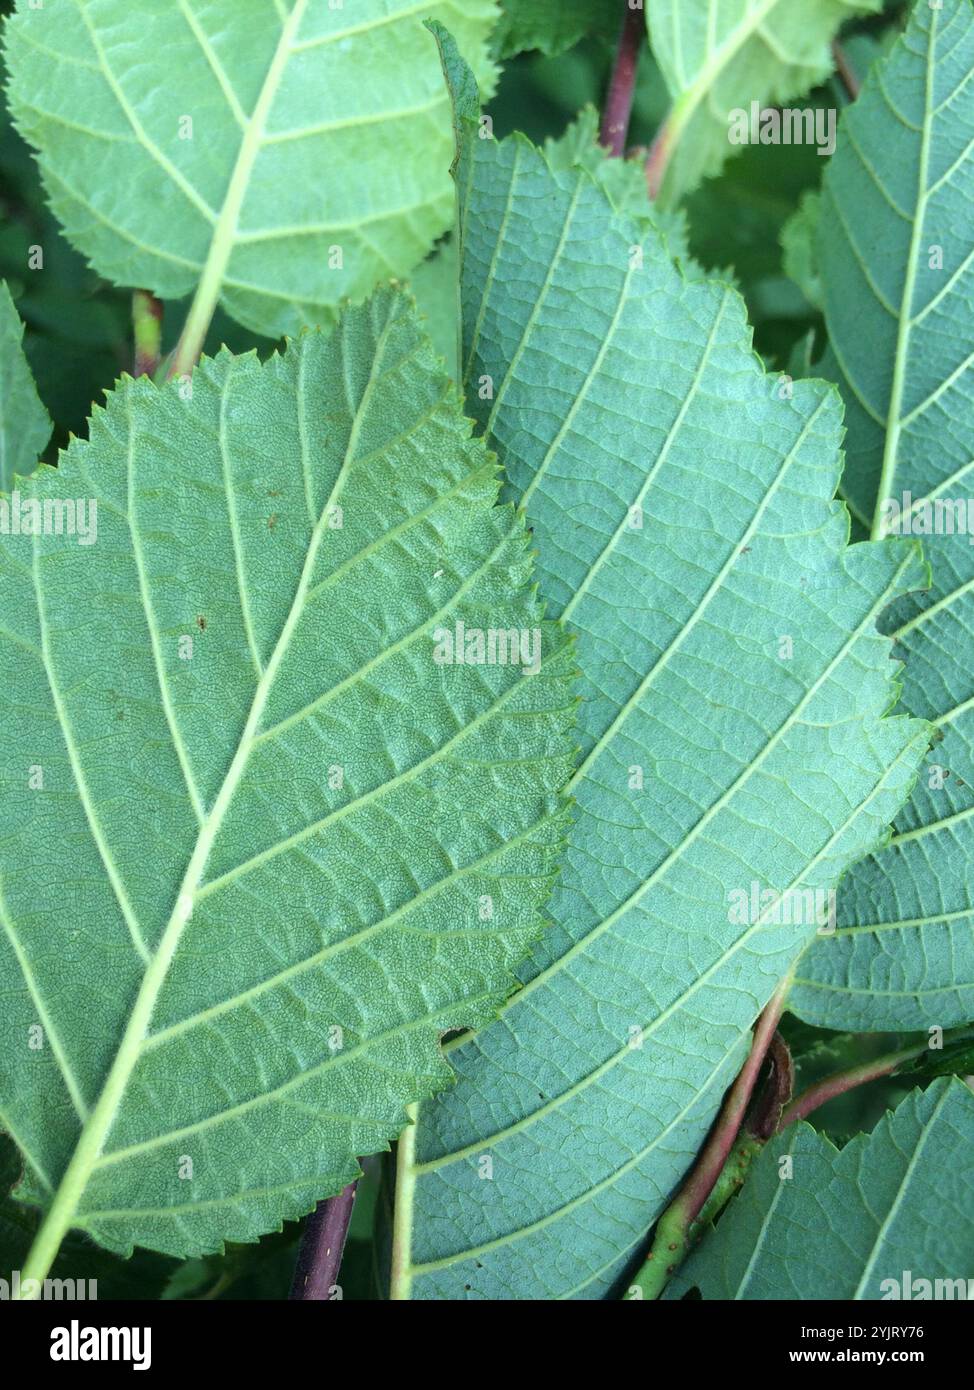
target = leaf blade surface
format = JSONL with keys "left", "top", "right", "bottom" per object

{"left": 390, "top": 35, "right": 931, "bottom": 1301}
{"left": 0, "top": 279, "right": 50, "bottom": 489}
{"left": 0, "top": 288, "right": 574, "bottom": 1263}
{"left": 4, "top": 0, "right": 498, "bottom": 338}
{"left": 792, "top": 0, "right": 974, "bottom": 1033}
{"left": 648, "top": 0, "right": 880, "bottom": 204}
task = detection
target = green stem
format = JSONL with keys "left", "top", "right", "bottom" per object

{"left": 388, "top": 1103, "right": 419, "bottom": 1301}
{"left": 688, "top": 1132, "right": 762, "bottom": 1238}
{"left": 132, "top": 290, "right": 163, "bottom": 378}
{"left": 630, "top": 1020, "right": 974, "bottom": 1301}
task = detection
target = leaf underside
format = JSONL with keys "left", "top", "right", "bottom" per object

{"left": 793, "top": 0, "right": 974, "bottom": 1032}
{"left": 3, "top": 0, "right": 497, "bottom": 338}
{"left": 648, "top": 0, "right": 881, "bottom": 205}
{"left": 389, "top": 33, "right": 930, "bottom": 1302}
{"left": 0, "top": 288, "right": 575, "bottom": 1259}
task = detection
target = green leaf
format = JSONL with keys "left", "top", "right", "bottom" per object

{"left": 542, "top": 106, "right": 698, "bottom": 269}
{"left": 781, "top": 191, "right": 823, "bottom": 312}
{"left": 493, "top": 0, "right": 618, "bottom": 60}
{"left": 0, "top": 287, "right": 576, "bottom": 1276}
{"left": 3, "top": 0, "right": 498, "bottom": 347}
{"left": 408, "top": 238, "right": 460, "bottom": 382}
{"left": 905, "top": 1035, "right": 974, "bottom": 1081}
{"left": 387, "top": 33, "right": 931, "bottom": 1301}
{"left": 791, "top": 0, "right": 974, "bottom": 1033}
{"left": 668, "top": 1078, "right": 974, "bottom": 1299}
{"left": 647, "top": 0, "right": 880, "bottom": 205}
{"left": 0, "top": 278, "right": 50, "bottom": 487}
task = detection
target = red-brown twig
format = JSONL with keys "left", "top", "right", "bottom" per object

{"left": 629, "top": 978, "right": 792, "bottom": 1297}
{"left": 832, "top": 40, "right": 861, "bottom": 102}
{"left": 289, "top": 1180, "right": 358, "bottom": 1301}
{"left": 600, "top": 3, "right": 645, "bottom": 157}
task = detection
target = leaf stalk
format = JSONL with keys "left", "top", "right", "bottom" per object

{"left": 628, "top": 976, "right": 792, "bottom": 1299}
{"left": 132, "top": 290, "right": 163, "bottom": 378}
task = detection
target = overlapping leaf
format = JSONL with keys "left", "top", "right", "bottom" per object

{"left": 494, "top": 0, "right": 618, "bottom": 59}
{"left": 387, "top": 33, "right": 930, "bottom": 1301}
{"left": 0, "top": 279, "right": 49, "bottom": 488}
{"left": 792, "top": 0, "right": 974, "bottom": 1033}
{"left": 3, "top": 0, "right": 497, "bottom": 340}
{"left": 0, "top": 288, "right": 575, "bottom": 1265}
{"left": 647, "top": 0, "right": 879, "bottom": 205}
{"left": 668, "top": 1078, "right": 974, "bottom": 1299}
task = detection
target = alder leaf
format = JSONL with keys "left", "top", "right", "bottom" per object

{"left": 647, "top": 0, "right": 880, "bottom": 205}
{"left": 0, "top": 279, "right": 50, "bottom": 489}
{"left": 3, "top": 0, "right": 498, "bottom": 341}
{"left": 386, "top": 32, "right": 931, "bottom": 1302}
{"left": 791, "top": 0, "right": 974, "bottom": 1033}
{"left": 668, "top": 1078, "right": 974, "bottom": 1300}
{"left": 542, "top": 106, "right": 698, "bottom": 270}
{"left": 494, "top": 0, "right": 618, "bottom": 59}
{"left": 0, "top": 287, "right": 576, "bottom": 1267}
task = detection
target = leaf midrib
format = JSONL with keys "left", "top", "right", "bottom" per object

{"left": 171, "top": 0, "right": 310, "bottom": 372}
{"left": 664, "top": 0, "right": 782, "bottom": 148}
{"left": 869, "top": 6, "right": 938, "bottom": 538}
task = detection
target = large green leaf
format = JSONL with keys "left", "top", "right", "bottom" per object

{"left": 3, "top": 0, "right": 497, "bottom": 342}
{"left": 0, "top": 288, "right": 575, "bottom": 1275}
{"left": 668, "top": 1078, "right": 974, "bottom": 1300}
{"left": 647, "top": 0, "right": 880, "bottom": 206}
{"left": 791, "top": 0, "right": 974, "bottom": 1033}
{"left": 0, "top": 279, "right": 50, "bottom": 488}
{"left": 387, "top": 34, "right": 930, "bottom": 1301}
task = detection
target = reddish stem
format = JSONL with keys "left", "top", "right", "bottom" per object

{"left": 676, "top": 980, "right": 791, "bottom": 1225}
{"left": 629, "top": 979, "right": 792, "bottom": 1298}
{"left": 831, "top": 40, "right": 861, "bottom": 102}
{"left": 289, "top": 1180, "right": 358, "bottom": 1301}
{"left": 779, "top": 1041, "right": 927, "bottom": 1131}
{"left": 600, "top": 3, "right": 645, "bottom": 157}
{"left": 645, "top": 121, "right": 673, "bottom": 201}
